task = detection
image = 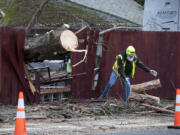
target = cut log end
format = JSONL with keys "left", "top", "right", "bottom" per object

{"left": 60, "top": 30, "right": 78, "bottom": 51}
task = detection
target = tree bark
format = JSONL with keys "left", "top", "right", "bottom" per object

{"left": 24, "top": 28, "right": 68, "bottom": 63}
{"left": 131, "top": 79, "right": 161, "bottom": 93}
{"left": 129, "top": 92, "right": 160, "bottom": 105}
{"left": 24, "top": 26, "right": 86, "bottom": 63}
{"left": 129, "top": 79, "right": 161, "bottom": 104}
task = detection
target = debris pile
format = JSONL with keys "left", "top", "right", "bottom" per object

{"left": 24, "top": 99, "right": 175, "bottom": 120}
{"left": 129, "top": 79, "right": 161, "bottom": 105}
{"left": 0, "top": 99, "right": 175, "bottom": 123}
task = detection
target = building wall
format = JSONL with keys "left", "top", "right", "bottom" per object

{"left": 143, "top": 0, "right": 180, "bottom": 31}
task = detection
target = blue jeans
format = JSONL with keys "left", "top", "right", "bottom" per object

{"left": 100, "top": 71, "right": 131, "bottom": 102}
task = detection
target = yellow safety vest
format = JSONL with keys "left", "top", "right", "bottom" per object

{"left": 112, "top": 54, "right": 136, "bottom": 78}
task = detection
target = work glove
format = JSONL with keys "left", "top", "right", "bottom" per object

{"left": 150, "top": 70, "right": 158, "bottom": 77}
{"left": 125, "top": 77, "right": 130, "bottom": 85}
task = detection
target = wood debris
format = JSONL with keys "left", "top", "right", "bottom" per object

{"left": 140, "top": 103, "right": 174, "bottom": 114}
{"left": 129, "top": 79, "right": 161, "bottom": 105}
{"left": 131, "top": 79, "right": 161, "bottom": 93}
{"left": 23, "top": 99, "right": 174, "bottom": 121}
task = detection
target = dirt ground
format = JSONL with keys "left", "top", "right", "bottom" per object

{"left": 0, "top": 99, "right": 175, "bottom": 135}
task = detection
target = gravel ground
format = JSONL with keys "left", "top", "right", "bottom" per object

{"left": 0, "top": 115, "right": 174, "bottom": 135}
{"left": 0, "top": 100, "right": 175, "bottom": 135}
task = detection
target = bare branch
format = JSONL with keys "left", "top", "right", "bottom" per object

{"left": 25, "top": 0, "right": 50, "bottom": 34}
{"left": 75, "top": 26, "right": 87, "bottom": 34}
{"left": 99, "top": 26, "right": 142, "bottom": 35}
{"left": 72, "top": 49, "right": 87, "bottom": 67}
{"left": 141, "top": 103, "right": 174, "bottom": 114}
{"left": 0, "top": 9, "right": 5, "bottom": 17}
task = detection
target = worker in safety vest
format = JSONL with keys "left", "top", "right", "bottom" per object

{"left": 99, "top": 45, "right": 158, "bottom": 102}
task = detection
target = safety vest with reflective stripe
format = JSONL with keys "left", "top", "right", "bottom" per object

{"left": 112, "top": 54, "right": 136, "bottom": 78}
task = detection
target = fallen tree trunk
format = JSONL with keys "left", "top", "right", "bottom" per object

{"left": 24, "top": 0, "right": 88, "bottom": 63}
{"left": 129, "top": 92, "right": 160, "bottom": 105}
{"left": 131, "top": 79, "right": 161, "bottom": 93}
{"left": 24, "top": 28, "right": 68, "bottom": 63}
{"left": 24, "top": 26, "right": 86, "bottom": 63}
{"left": 24, "top": 0, "right": 69, "bottom": 63}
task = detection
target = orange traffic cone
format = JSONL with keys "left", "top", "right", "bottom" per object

{"left": 168, "top": 89, "right": 180, "bottom": 129}
{"left": 14, "top": 91, "right": 27, "bottom": 135}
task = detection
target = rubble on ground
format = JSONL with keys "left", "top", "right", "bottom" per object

{"left": 0, "top": 99, "right": 175, "bottom": 123}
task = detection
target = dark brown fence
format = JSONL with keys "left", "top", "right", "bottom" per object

{"left": 1, "top": 28, "right": 179, "bottom": 104}
{"left": 96, "top": 30, "right": 180, "bottom": 99}
{"left": 0, "top": 27, "right": 34, "bottom": 105}
{"left": 0, "top": 27, "right": 100, "bottom": 104}
{"left": 71, "top": 30, "right": 99, "bottom": 99}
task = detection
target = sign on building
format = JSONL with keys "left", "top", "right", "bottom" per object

{"left": 143, "top": 0, "right": 179, "bottom": 31}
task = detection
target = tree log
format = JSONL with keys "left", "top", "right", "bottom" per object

{"left": 24, "top": 26, "right": 86, "bottom": 63}
{"left": 24, "top": 28, "right": 68, "bottom": 62}
{"left": 131, "top": 79, "right": 161, "bottom": 93}
{"left": 129, "top": 92, "right": 160, "bottom": 105}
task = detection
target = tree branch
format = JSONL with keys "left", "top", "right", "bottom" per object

{"left": 25, "top": 0, "right": 50, "bottom": 34}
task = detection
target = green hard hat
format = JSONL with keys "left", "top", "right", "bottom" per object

{"left": 126, "top": 45, "right": 135, "bottom": 55}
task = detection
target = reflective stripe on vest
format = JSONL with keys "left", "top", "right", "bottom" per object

{"left": 112, "top": 54, "right": 136, "bottom": 78}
